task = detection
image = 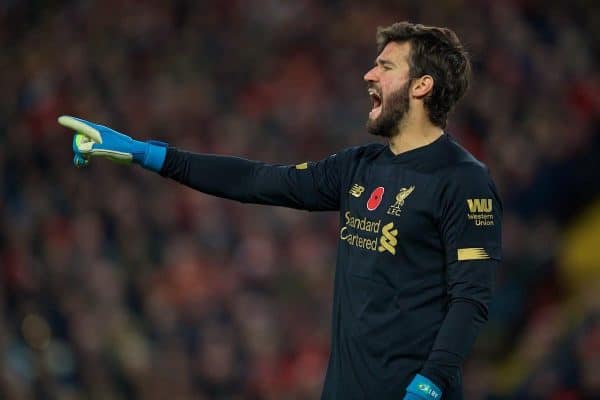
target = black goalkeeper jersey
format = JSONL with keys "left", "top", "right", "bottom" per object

{"left": 160, "top": 133, "right": 502, "bottom": 400}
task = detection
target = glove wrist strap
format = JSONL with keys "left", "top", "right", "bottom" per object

{"left": 406, "top": 374, "right": 442, "bottom": 400}
{"left": 140, "top": 140, "right": 168, "bottom": 172}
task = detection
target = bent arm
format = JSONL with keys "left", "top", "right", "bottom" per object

{"left": 420, "top": 259, "right": 497, "bottom": 390}
{"left": 420, "top": 165, "right": 502, "bottom": 390}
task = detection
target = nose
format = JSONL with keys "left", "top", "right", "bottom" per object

{"left": 364, "top": 66, "right": 378, "bottom": 83}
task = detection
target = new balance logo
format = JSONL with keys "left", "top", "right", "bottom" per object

{"left": 467, "top": 198, "right": 492, "bottom": 213}
{"left": 378, "top": 222, "right": 398, "bottom": 255}
{"left": 349, "top": 184, "right": 365, "bottom": 198}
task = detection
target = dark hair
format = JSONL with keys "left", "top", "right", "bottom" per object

{"left": 376, "top": 22, "right": 471, "bottom": 128}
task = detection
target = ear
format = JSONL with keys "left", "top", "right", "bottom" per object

{"left": 410, "top": 75, "right": 434, "bottom": 98}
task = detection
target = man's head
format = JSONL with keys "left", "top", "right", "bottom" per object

{"left": 364, "top": 22, "right": 471, "bottom": 137}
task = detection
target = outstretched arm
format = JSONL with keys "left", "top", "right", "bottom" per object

{"left": 59, "top": 115, "right": 350, "bottom": 211}
{"left": 159, "top": 148, "right": 348, "bottom": 210}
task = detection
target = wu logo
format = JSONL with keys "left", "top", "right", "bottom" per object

{"left": 467, "top": 198, "right": 493, "bottom": 213}
{"left": 349, "top": 184, "right": 365, "bottom": 198}
{"left": 378, "top": 222, "right": 398, "bottom": 255}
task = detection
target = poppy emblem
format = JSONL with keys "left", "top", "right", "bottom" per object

{"left": 367, "top": 186, "right": 385, "bottom": 211}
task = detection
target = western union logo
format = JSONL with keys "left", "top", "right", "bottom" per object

{"left": 349, "top": 184, "right": 365, "bottom": 198}
{"left": 378, "top": 222, "right": 398, "bottom": 255}
{"left": 467, "top": 198, "right": 492, "bottom": 213}
{"left": 457, "top": 248, "right": 490, "bottom": 261}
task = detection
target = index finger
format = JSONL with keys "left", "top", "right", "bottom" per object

{"left": 58, "top": 115, "right": 103, "bottom": 144}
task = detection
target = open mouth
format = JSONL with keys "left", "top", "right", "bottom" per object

{"left": 368, "top": 88, "right": 382, "bottom": 117}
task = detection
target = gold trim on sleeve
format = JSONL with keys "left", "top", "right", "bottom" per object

{"left": 457, "top": 247, "right": 490, "bottom": 261}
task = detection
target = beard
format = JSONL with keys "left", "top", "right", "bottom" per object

{"left": 366, "top": 81, "right": 410, "bottom": 138}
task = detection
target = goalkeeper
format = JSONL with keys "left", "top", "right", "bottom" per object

{"left": 60, "top": 22, "right": 502, "bottom": 400}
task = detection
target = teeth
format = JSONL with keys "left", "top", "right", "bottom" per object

{"left": 368, "top": 88, "right": 380, "bottom": 98}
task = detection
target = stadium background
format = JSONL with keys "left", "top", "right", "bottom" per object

{"left": 0, "top": 0, "right": 598, "bottom": 399}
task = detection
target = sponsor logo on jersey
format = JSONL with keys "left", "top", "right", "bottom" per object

{"left": 295, "top": 162, "right": 308, "bottom": 170}
{"left": 467, "top": 198, "right": 492, "bottom": 213}
{"left": 377, "top": 222, "right": 398, "bottom": 255}
{"left": 387, "top": 186, "right": 415, "bottom": 216}
{"left": 466, "top": 198, "right": 494, "bottom": 226}
{"left": 349, "top": 184, "right": 365, "bottom": 198}
{"left": 457, "top": 247, "right": 490, "bottom": 261}
{"left": 339, "top": 212, "right": 397, "bottom": 255}
{"left": 366, "top": 186, "right": 385, "bottom": 211}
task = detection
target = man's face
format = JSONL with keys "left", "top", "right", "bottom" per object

{"left": 364, "top": 41, "right": 412, "bottom": 138}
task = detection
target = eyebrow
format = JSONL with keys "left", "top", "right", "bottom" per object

{"left": 375, "top": 58, "right": 396, "bottom": 67}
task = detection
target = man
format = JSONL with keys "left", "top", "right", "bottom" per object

{"left": 59, "top": 22, "right": 502, "bottom": 400}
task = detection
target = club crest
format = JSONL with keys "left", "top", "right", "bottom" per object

{"left": 387, "top": 186, "right": 414, "bottom": 216}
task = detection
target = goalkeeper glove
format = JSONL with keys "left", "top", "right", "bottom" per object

{"left": 403, "top": 374, "right": 442, "bottom": 400}
{"left": 57, "top": 115, "right": 167, "bottom": 172}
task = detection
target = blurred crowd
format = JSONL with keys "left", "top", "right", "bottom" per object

{"left": 1, "top": 0, "right": 599, "bottom": 399}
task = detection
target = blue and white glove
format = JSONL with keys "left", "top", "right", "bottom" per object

{"left": 403, "top": 374, "right": 442, "bottom": 400}
{"left": 58, "top": 115, "right": 167, "bottom": 172}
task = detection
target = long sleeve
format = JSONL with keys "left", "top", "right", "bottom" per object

{"left": 421, "top": 165, "right": 502, "bottom": 390}
{"left": 159, "top": 147, "right": 353, "bottom": 211}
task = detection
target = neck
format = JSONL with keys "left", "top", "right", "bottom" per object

{"left": 388, "top": 113, "right": 443, "bottom": 155}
